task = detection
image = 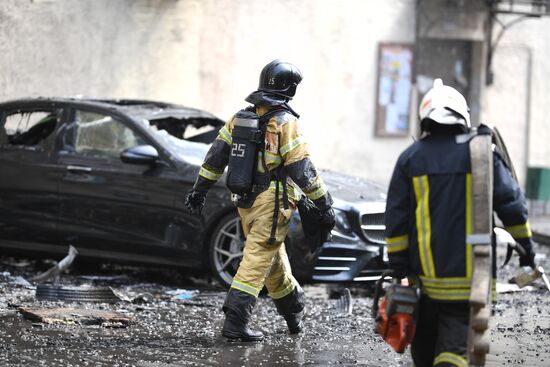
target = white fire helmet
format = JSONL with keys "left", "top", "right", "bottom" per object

{"left": 419, "top": 78, "right": 470, "bottom": 129}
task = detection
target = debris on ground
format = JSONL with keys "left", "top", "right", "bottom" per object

{"left": 537, "top": 265, "right": 550, "bottom": 290}
{"left": 18, "top": 307, "right": 131, "bottom": 327}
{"left": 11, "top": 276, "right": 32, "bottom": 288}
{"left": 78, "top": 274, "right": 129, "bottom": 281}
{"left": 510, "top": 266, "right": 550, "bottom": 290}
{"left": 111, "top": 288, "right": 154, "bottom": 303}
{"left": 512, "top": 269, "right": 543, "bottom": 288}
{"left": 0, "top": 259, "right": 31, "bottom": 268}
{"left": 30, "top": 245, "right": 78, "bottom": 283}
{"left": 496, "top": 283, "right": 535, "bottom": 293}
{"left": 165, "top": 289, "right": 200, "bottom": 300}
{"left": 1, "top": 272, "right": 33, "bottom": 288}
{"left": 334, "top": 288, "right": 353, "bottom": 316}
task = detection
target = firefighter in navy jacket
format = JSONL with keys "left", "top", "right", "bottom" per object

{"left": 385, "top": 79, "right": 536, "bottom": 367}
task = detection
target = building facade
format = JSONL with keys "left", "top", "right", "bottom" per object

{"left": 0, "top": 0, "right": 548, "bottom": 187}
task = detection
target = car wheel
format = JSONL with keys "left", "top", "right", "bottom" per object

{"left": 209, "top": 212, "right": 245, "bottom": 288}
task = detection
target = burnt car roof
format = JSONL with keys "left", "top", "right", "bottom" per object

{"left": 0, "top": 97, "right": 225, "bottom": 126}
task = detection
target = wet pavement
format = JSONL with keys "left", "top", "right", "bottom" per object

{"left": 1, "top": 242, "right": 549, "bottom": 367}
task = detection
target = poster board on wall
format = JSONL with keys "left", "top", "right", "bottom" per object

{"left": 375, "top": 43, "right": 414, "bottom": 137}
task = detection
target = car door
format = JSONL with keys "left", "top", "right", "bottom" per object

{"left": 0, "top": 104, "right": 66, "bottom": 253}
{"left": 56, "top": 107, "right": 188, "bottom": 266}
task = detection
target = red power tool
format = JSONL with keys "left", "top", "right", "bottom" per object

{"left": 372, "top": 270, "right": 421, "bottom": 353}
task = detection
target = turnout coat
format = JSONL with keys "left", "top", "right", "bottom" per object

{"left": 385, "top": 129, "right": 533, "bottom": 302}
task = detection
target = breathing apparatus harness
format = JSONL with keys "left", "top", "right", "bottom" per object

{"left": 226, "top": 104, "right": 299, "bottom": 245}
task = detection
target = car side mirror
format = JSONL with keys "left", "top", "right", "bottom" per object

{"left": 121, "top": 145, "right": 159, "bottom": 165}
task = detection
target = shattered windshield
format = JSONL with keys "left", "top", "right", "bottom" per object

{"left": 137, "top": 118, "right": 210, "bottom": 166}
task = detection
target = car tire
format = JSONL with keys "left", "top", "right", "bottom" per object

{"left": 208, "top": 212, "right": 245, "bottom": 288}
{"left": 35, "top": 284, "right": 119, "bottom": 303}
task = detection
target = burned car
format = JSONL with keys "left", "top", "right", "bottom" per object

{"left": 0, "top": 98, "right": 387, "bottom": 287}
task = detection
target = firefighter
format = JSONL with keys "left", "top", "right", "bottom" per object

{"left": 184, "top": 60, "right": 335, "bottom": 341}
{"left": 384, "top": 79, "right": 536, "bottom": 367}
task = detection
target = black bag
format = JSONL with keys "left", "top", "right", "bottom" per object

{"left": 297, "top": 195, "right": 332, "bottom": 252}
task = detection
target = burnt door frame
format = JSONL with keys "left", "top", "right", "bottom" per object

{"left": 0, "top": 103, "right": 69, "bottom": 255}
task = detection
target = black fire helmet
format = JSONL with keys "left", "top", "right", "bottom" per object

{"left": 258, "top": 59, "right": 303, "bottom": 99}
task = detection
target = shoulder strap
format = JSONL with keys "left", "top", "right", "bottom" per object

{"left": 258, "top": 106, "right": 293, "bottom": 126}
{"left": 259, "top": 107, "right": 293, "bottom": 246}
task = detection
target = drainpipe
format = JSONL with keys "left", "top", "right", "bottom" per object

{"left": 506, "top": 44, "right": 534, "bottom": 189}
{"left": 524, "top": 45, "right": 535, "bottom": 213}
{"left": 505, "top": 44, "right": 532, "bottom": 188}
{"left": 486, "top": 44, "right": 533, "bottom": 189}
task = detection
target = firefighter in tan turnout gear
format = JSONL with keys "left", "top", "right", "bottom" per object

{"left": 385, "top": 79, "right": 536, "bottom": 366}
{"left": 185, "top": 60, "right": 335, "bottom": 341}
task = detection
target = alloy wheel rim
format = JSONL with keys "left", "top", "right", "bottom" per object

{"left": 212, "top": 216, "right": 245, "bottom": 286}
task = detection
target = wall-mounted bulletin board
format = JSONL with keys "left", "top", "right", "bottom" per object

{"left": 374, "top": 43, "right": 414, "bottom": 137}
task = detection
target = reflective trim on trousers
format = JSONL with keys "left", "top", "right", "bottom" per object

{"left": 433, "top": 352, "right": 467, "bottom": 367}
{"left": 269, "top": 282, "right": 295, "bottom": 300}
{"left": 231, "top": 279, "right": 261, "bottom": 297}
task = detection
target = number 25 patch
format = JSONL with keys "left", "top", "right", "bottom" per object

{"left": 231, "top": 143, "right": 245, "bottom": 157}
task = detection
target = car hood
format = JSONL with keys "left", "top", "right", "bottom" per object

{"left": 320, "top": 170, "right": 387, "bottom": 203}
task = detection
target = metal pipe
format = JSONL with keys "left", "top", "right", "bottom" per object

{"left": 495, "top": 44, "right": 532, "bottom": 187}
{"left": 524, "top": 45, "right": 532, "bottom": 189}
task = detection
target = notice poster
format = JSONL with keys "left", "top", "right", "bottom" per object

{"left": 375, "top": 43, "right": 414, "bottom": 137}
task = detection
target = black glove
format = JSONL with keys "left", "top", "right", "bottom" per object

{"left": 519, "top": 246, "right": 536, "bottom": 268}
{"left": 297, "top": 196, "right": 335, "bottom": 251}
{"left": 184, "top": 190, "right": 206, "bottom": 215}
{"left": 319, "top": 207, "right": 336, "bottom": 233}
{"left": 318, "top": 207, "right": 335, "bottom": 245}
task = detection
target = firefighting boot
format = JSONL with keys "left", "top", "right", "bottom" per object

{"left": 273, "top": 285, "right": 306, "bottom": 334}
{"left": 222, "top": 289, "right": 264, "bottom": 342}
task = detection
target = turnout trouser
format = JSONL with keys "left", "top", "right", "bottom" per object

{"left": 412, "top": 296, "right": 469, "bottom": 367}
{"left": 230, "top": 190, "right": 299, "bottom": 299}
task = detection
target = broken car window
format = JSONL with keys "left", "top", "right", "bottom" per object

{"left": 2, "top": 110, "right": 60, "bottom": 151}
{"left": 137, "top": 118, "right": 210, "bottom": 166}
{"left": 71, "top": 110, "right": 146, "bottom": 159}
